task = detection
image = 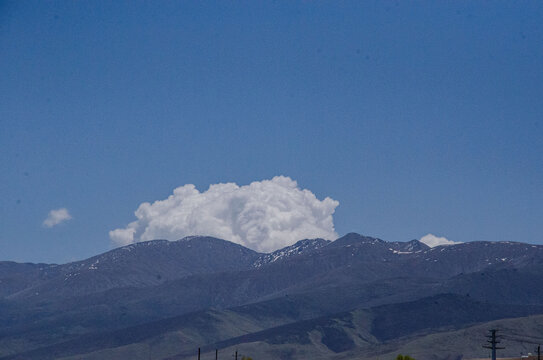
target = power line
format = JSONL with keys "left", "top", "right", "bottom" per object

{"left": 502, "top": 335, "right": 543, "bottom": 346}
{"left": 499, "top": 329, "right": 543, "bottom": 339}
{"left": 501, "top": 331, "right": 543, "bottom": 346}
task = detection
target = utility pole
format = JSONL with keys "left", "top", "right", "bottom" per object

{"left": 537, "top": 344, "right": 540, "bottom": 360}
{"left": 216, "top": 349, "right": 218, "bottom": 360}
{"left": 235, "top": 349, "right": 238, "bottom": 360}
{"left": 198, "top": 347, "right": 200, "bottom": 360}
{"left": 483, "top": 329, "right": 505, "bottom": 360}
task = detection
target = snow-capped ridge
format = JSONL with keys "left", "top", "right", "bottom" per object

{"left": 253, "top": 238, "right": 330, "bottom": 267}
{"left": 329, "top": 233, "right": 385, "bottom": 247}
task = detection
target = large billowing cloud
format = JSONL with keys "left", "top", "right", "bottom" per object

{"left": 110, "top": 176, "right": 339, "bottom": 252}
{"left": 419, "top": 233, "right": 461, "bottom": 248}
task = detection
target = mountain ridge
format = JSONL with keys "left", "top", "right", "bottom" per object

{"left": 1, "top": 233, "right": 542, "bottom": 360}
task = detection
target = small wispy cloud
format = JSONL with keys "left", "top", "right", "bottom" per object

{"left": 419, "top": 233, "right": 462, "bottom": 248}
{"left": 43, "top": 208, "right": 72, "bottom": 228}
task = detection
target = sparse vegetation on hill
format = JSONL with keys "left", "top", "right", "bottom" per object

{"left": 1, "top": 234, "right": 543, "bottom": 360}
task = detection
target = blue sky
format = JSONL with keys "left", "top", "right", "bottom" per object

{"left": 1, "top": 1, "right": 542, "bottom": 263}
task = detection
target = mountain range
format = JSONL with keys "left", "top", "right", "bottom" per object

{"left": 1, "top": 233, "right": 542, "bottom": 360}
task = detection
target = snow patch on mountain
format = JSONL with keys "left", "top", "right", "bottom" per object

{"left": 253, "top": 238, "right": 330, "bottom": 267}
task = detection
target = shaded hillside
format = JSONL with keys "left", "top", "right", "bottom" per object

{"left": 3, "top": 237, "right": 262, "bottom": 300}
{"left": 8, "top": 294, "right": 541, "bottom": 360}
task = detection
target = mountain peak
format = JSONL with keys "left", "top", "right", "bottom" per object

{"left": 330, "top": 233, "right": 385, "bottom": 247}
{"left": 391, "top": 239, "right": 430, "bottom": 253}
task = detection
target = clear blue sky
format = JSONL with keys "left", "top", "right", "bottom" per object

{"left": 1, "top": 1, "right": 542, "bottom": 263}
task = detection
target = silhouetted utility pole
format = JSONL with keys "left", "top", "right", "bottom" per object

{"left": 235, "top": 349, "right": 238, "bottom": 360}
{"left": 198, "top": 347, "right": 200, "bottom": 360}
{"left": 537, "top": 344, "right": 541, "bottom": 360}
{"left": 483, "top": 329, "right": 505, "bottom": 360}
{"left": 216, "top": 348, "right": 218, "bottom": 360}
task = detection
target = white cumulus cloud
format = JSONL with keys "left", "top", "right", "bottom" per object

{"left": 110, "top": 176, "right": 339, "bottom": 252}
{"left": 419, "top": 233, "right": 461, "bottom": 248}
{"left": 43, "top": 208, "right": 72, "bottom": 228}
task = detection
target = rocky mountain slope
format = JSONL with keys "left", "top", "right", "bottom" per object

{"left": 1, "top": 233, "right": 542, "bottom": 360}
